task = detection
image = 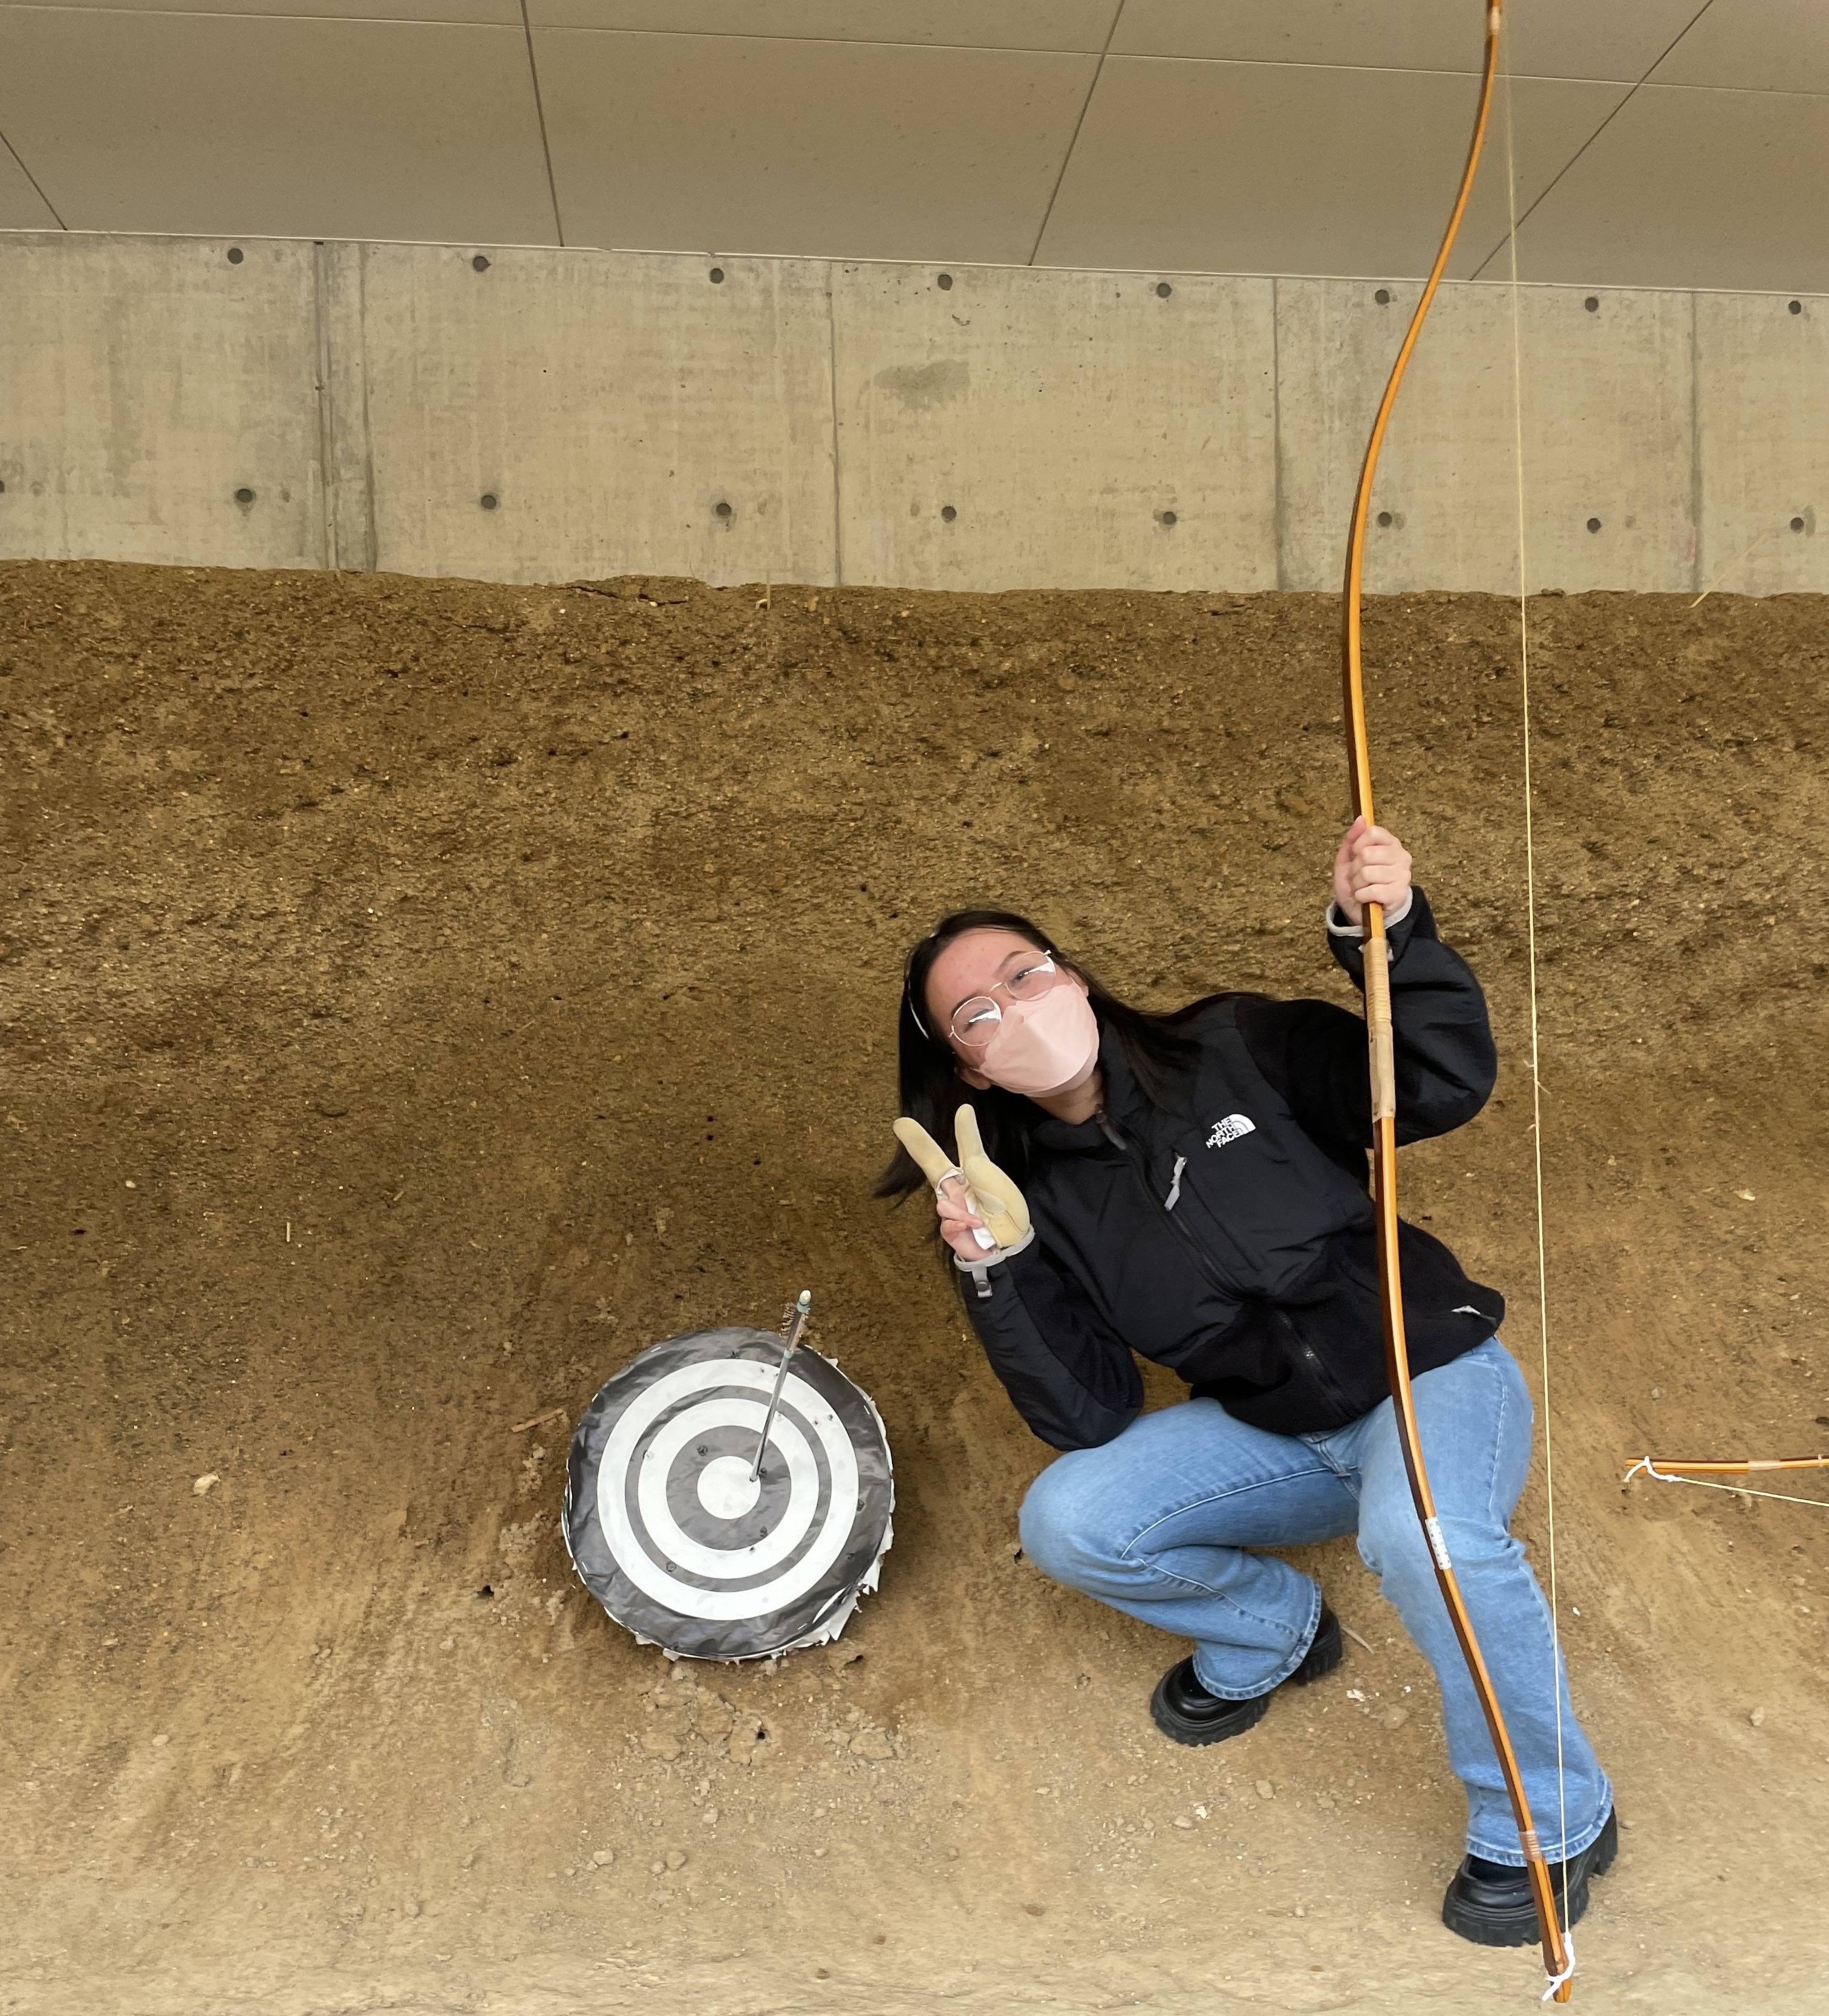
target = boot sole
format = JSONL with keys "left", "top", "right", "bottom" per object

{"left": 1441, "top": 1810, "right": 1620, "bottom": 1948}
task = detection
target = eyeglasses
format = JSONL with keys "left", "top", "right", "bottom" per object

{"left": 945, "top": 954, "right": 1061, "bottom": 1047}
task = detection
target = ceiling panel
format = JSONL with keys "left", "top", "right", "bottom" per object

{"left": 1652, "top": 0, "right": 1829, "bottom": 93}
{"left": 1036, "top": 57, "right": 1626, "bottom": 280}
{"left": 1112, "top": 0, "right": 1709, "bottom": 83}
{"left": 7, "top": 0, "right": 518, "bottom": 21}
{"left": 0, "top": 140, "right": 59, "bottom": 228}
{"left": 539, "top": 30, "right": 1095, "bottom": 262}
{"left": 526, "top": 2, "right": 1121, "bottom": 48}
{"left": 0, "top": 11, "right": 556, "bottom": 242}
{"left": 1496, "top": 82, "right": 1829, "bottom": 291}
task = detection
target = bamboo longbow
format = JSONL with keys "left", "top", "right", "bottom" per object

{"left": 1340, "top": 2, "right": 1576, "bottom": 1999}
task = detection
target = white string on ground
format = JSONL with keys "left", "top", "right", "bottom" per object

{"left": 1502, "top": 29, "right": 1573, "bottom": 1953}
{"left": 1623, "top": 1458, "right": 1829, "bottom": 1510}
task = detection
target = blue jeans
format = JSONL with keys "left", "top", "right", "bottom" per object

{"left": 1017, "top": 1338, "right": 1611, "bottom": 1864}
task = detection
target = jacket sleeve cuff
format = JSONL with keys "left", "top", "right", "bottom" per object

{"left": 1325, "top": 889, "right": 1413, "bottom": 938}
{"left": 1327, "top": 887, "right": 1433, "bottom": 983}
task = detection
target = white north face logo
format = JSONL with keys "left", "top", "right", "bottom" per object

{"left": 1206, "top": 1113, "right": 1256, "bottom": 1149}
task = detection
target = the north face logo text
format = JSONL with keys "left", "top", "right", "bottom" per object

{"left": 1206, "top": 1113, "right": 1256, "bottom": 1149}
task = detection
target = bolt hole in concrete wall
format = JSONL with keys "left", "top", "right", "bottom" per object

{"left": 233, "top": 487, "right": 255, "bottom": 506}
{"left": 1585, "top": 295, "right": 1600, "bottom": 312}
{"left": 480, "top": 493, "right": 498, "bottom": 511}
{"left": 1377, "top": 510, "right": 1394, "bottom": 527}
{"left": 1588, "top": 516, "right": 1603, "bottom": 533}
{"left": 715, "top": 500, "right": 734, "bottom": 521}
{"left": 1374, "top": 287, "right": 1390, "bottom": 305}
{"left": 1791, "top": 299, "right": 1804, "bottom": 313}
{"left": 937, "top": 272, "right": 953, "bottom": 290}
{"left": 1156, "top": 282, "right": 1173, "bottom": 298}
{"left": 1159, "top": 510, "right": 1178, "bottom": 527}
{"left": 226, "top": 247, "right": 244, "bottom": 266}
{"left": 940, "top": 504, "right": 957, "bottom": 522}
{"left": 1793, "top": 516, "right": 1807, "bottom": 532}
{"left": 709, "top": 267, "right": 725, "bottom": 284}
{"left": 472, "top": 255, "right": 492, "bottom": 274}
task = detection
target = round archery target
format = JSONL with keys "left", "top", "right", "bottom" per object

{"left": 563, "top": 1327, "right": 894, "bottom": 1662}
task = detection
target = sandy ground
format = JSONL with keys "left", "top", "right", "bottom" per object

{"left": 3, "top": 561, "right": 1827, "bottom": 2016}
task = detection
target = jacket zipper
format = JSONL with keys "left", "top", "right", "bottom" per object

{"left": 1095, "top": 1110, "right": 1244, "bottom": 1302}
{"left": 1271, "top": 1304, "right": 1356, "bottom": 1421}
{"left": 1096, "top": 1108, "right": 1358, "bottom": 1422}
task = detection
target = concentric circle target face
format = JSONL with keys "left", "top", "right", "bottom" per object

{"left": 563, "top": 1327, "right": 894, "bottom": 1661}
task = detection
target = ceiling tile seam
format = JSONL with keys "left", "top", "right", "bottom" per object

{"left": 501, "top": 30, "right": 1734, "bottom": 90}
{"left": 1103, "top": 52, "right": 1829, "bottom": 97}
{"left": 1026, "top": 0, "right": 1124, "bottom": 267}
{"left": 518, "top": 0, "right": 563, "bottom": 247}
{"left": 0, "top": 7, "right": 547, "bottom": 33}
{"left": 1104, "top": 51, "right": 1635, "bottom": 86}
{"left": 0, "top": 16, "right": 1138, "bottom": 56}
{"left": 1467, "top": 0, "right": 1721, "bottom": 283}
{"left": 0, "top": 122, "right": 65, "bottom": 229}
{"left": 521, "top": 20, "right": 1117, "bottom": 58}
{"left": 1560, "top": 76, "right": 1829, "bottom": 103}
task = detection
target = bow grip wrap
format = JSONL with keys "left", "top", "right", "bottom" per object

{"left": 1361, "top": 915, "right": 1398, "bottom": 1125}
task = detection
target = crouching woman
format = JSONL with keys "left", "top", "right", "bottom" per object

{"left": 878, "top": 820, "right": 1615, "bottom": 1948}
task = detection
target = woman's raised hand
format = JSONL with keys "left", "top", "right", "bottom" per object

{"left": 894, "top": 1108, "right": 1032, "bottom": 1260}
{"left": 1332, "top": 815, "right": 1413, "bottom": 925}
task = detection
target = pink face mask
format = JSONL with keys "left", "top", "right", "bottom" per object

{"left": 978, "top": 985, "right": 1101, "bottom": 1097}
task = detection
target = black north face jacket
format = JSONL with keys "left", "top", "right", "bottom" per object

{"left": 954, "top": 891, "right": 1504, "bottom": 1449}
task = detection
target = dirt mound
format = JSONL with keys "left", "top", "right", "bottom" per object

{"left": 3, "top": 561, "right": 1827, "bottom": 2014}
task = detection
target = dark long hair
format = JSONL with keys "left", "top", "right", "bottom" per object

{"left": 874, "top": 908, "right": 1207, "bottom": 1212}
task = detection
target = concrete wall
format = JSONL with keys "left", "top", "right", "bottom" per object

{"left": 2, "top": 232, "right": 1825, "bottom": 597}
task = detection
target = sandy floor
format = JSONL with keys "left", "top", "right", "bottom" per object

{"left": 3, "top": 562, "right": 1827, "bottom": 2015}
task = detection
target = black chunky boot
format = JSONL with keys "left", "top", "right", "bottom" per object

{"left": 1441, "top": 1807, "right": 1619, "bottom": 1947}
{"left": 1149, "top": 1606, "right": 1344, "bottom": 1746}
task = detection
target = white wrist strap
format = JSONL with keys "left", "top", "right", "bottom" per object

{"left": 955, "top": 1224, "right": 1037, "bottom": 1297}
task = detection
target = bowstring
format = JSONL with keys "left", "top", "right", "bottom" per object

{"left": 1501, "top": 30, "right": 1572, "bottom": 1912}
